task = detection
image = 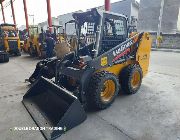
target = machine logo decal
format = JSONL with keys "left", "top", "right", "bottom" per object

{"left": 101, "top": 57, "right": 108, "bottom": 66}
{"left": 112, "top": 39, "right": 133, "bottom": 57}
{"left": 112, "top": 48, "right": 131, "bottom": 63}
{"left": 141, "top": 54, "right": 148, "bottom": 60}
{"left": 112, "top": 39, "right": 133, "bottom": 63}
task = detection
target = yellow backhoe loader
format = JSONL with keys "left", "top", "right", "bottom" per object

{"left": 0, "top": 24, "right": 21, "bottom": 62}
{"left": 22, "top": 9, "right": 152, "bottom": 139}
{"left": 49, "top": 25, "right": 66, "bottom": 42}
{"left": 24, "top": 25, "right": 66, "bottom": 58}
{"left": 23, "top": 25, "right": 43, "bottom": 57}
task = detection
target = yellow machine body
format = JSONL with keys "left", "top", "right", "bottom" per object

{"left": 100, "top": 32, "right": 152, "bottom": 78}
{"left": 22, "top": 9, "right": 153, "bottom": 140}
{"left": 23, "top": 26, "right": 43, "bottom": 57}
{"left": 0, "top": 24, "right": 21, "bottom": 55}
{"left": 3, "top": 37, "right": 21, "bottom": 52}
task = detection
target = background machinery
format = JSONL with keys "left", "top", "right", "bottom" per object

{"left": 49, "top": 25, "right": 66, "bottom": 42}
{"left": 22, "top": 26, "right": 46, "bottom": 58}
{"left": 19, "top": 29, "right": 26, "bottom": 51}
{"left": 0, "top": 24, "right": 21, "bottom": 62}
{"left": 23, "top": 25, "right": 66, "bottom": 59}
{"left": 22, "top": 9, "right": 152, "bottom": 139}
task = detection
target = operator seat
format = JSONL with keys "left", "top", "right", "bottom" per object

{"left": 55, "top": 40, "right": 71, "bottom": 59}
{"left": 70, "top": 37, "right": 78, "bottom": 52}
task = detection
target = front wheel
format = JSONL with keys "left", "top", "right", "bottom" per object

{"left": 88, "top": 71, "right": 119, "bottom": 110}
{"left": 15, "top": 50, "right": 21, "bottom": 56}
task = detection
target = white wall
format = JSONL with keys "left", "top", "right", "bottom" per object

{"left": 177, "top": 7, "right": 180, "bottom": 32}
{"left": 130, "top": 3, "right": 139, "bottom": 19}
{"left": 52, "top": 18, "right": 60, "bottom": 26}
{"left": 138, "top": 0, "right": 180, "bottom": 33}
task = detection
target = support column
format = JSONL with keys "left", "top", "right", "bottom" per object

{"left": 23, "top": 0, "right": 29, "bottom": 36}
{"left": 105, "top": 0, "right": 110, "bottom": 11}
{"left": 46, "top": 0, "right": 52, "bottom": 33}
{"left": 1, "top": 2, "right": 5, "bottom": 23}
{"left": 156, "top": 0, "right": 165, "bottom": 48}
{"left": 10, "top": 0, "right": 16, "bottom": 25}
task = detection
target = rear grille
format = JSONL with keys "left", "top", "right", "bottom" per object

{"left": 8, "top": 40, "right": 18, "bottom": 51}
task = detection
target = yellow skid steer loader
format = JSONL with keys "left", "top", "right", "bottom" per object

{"left": 22, "top": 9, "right": 152, "bottom": 140}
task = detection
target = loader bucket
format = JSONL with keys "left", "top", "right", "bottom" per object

{"left": 22, "top": 77, "right": 87, "bottom": 140}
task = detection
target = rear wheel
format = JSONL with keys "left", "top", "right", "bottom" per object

{"left": 40, "top": 50, "right": 46, "bottom": 59}
{"left": 4, "top": 54, "right": 9, "bottom": 62}
{"left": 120, "top": 64, "right": 142, "bottom": 95}
{"left": 0, "top": 52, "right": 9, "bottom": 63}
{"left": 39, "top": 46, "right": 46, "bottom": 59}
{"left": 28, "top": 46, "right": 35, "bottom": 57}
{"left": 88, "top": 71, "right": 119, "bottom": 110}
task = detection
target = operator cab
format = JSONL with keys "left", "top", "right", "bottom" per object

{"left": 72, "top": 8, "right": 128, "bottom": 59}
{"left": 101, "top": 12, "right": 128, "bottom": 54}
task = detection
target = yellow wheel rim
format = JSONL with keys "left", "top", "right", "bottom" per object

{"left": 100, "top": 80, "right": 116, "bottom": 102}
{"left": 131, "top": 71, "right": 141, "bottom": 89}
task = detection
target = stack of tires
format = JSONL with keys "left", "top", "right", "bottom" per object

{"left": 0, "top": 51, "right": 9, "bottom": 63}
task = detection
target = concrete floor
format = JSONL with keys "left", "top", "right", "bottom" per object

{"left": 0, "top": 51, "right": 180, "bottom": 140}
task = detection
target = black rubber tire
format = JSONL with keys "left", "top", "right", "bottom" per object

{"left": 15, "top": 50, "right": 21, "bottom": 56}
{"left": 87, "top": 71, "right": 119, "bottom": 110}
{"left": 28, "top": 47, "right": 35, "bottom": 57}
{"left": 34, "top": 46, "right": 39, "bottom": 57}
{"left": 0, "top": 52, "right": 9, "bottom": 63}
{"left": 39, "top": 50, "right": 46, "bottom": 59}
{"left": 4, "top": 53, "right": 9, "bottom": 62}
{"left": 120, "top": 64, "right": 143, "bottom": 95}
